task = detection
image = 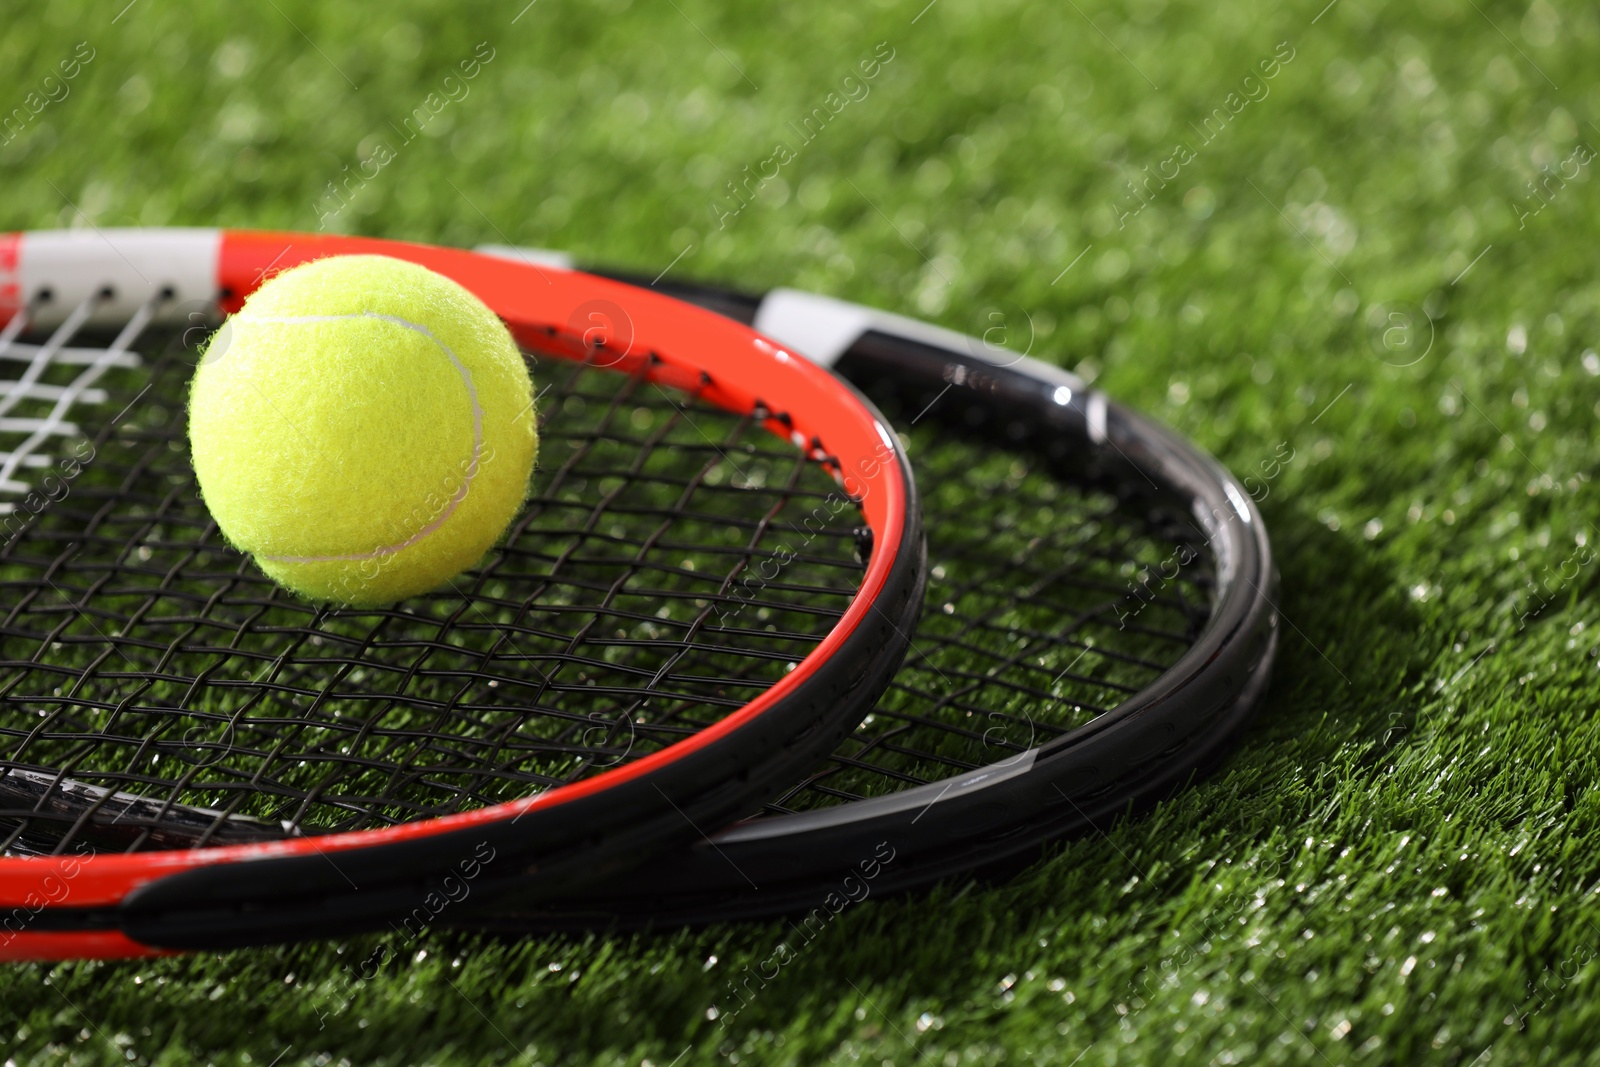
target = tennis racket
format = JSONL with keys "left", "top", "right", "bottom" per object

{"left": 447, "top": 247, "right": 1279, "bottom": 930}
{"left": 0, "top": 229, "right": 926, "bottom": 959}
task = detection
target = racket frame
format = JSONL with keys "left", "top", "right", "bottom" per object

{"left": 0, "top": 230, "right": 926, "bottom": 958}
{"left": 444, "top": 250, "right": 1279, "bottom": 928}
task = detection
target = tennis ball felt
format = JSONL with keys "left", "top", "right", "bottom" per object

{"left": 188, "top": 254, "right": 537, "bottom": 607}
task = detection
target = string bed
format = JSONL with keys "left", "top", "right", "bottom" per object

{"left": 0, "top": 301, "right": 868, "bottom": 854}
{"left": 762, "top": 388, "right": 1214, "bottom": 814}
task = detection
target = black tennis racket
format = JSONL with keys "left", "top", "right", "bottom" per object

{"left": 0, "top": 229, "right": 926, "bottom": 959}
{"left": 448, "top": 247, "right": 1279, "bottom": 930}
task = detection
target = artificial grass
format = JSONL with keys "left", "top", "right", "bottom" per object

{"left": 5, "top": 0, "right": 1600, "bottom": 1063}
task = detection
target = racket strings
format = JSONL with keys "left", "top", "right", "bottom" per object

{"left": 438, "top": 364, "right": 810, "bottom": 805}
{"left": 760, "top": 419, "right": 1216, "bottom": 814}
{"left": 0, "top": 293, "right": 150, "bottom": 502}
{"left": 0, "top": 317, "right": 868, "bottom": 854}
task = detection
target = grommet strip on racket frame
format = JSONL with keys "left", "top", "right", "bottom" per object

{"left": 441, "top": 246, "right": 1279, "bottom": 930}
{"left": 0, "top": 229, "right": 926, "bottom": 959}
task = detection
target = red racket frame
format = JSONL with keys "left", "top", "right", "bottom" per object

{"left": 0, "top": 230, "right": 915, "bottom": 959}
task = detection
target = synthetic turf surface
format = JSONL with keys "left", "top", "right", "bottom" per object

{"left": 5, "top": 0, "right": 1600, "bottom": 1063}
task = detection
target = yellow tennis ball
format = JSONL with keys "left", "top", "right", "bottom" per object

{"left": 188, "top": 254, "right": 538, "bottom": 607}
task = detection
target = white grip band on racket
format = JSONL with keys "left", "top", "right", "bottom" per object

{"left": 473, "top": 244, "right": 577, "bottom": 271}
{"left": 15, "top": 228, "right": 222, "bottom": 328}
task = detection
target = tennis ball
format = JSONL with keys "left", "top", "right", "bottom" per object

{"left": 188, "top": 254, "right": 538, "bottom": 607}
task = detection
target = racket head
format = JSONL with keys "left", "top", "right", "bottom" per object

{"left": 0, "top": 230, "right": 926, "bottom": 958}
{"left": 441, "top": 259, "right": 1278, "bottom": 930}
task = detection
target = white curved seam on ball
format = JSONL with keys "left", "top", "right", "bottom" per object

{"left": 244, "top": 311, "right": 486, "bottom": 564}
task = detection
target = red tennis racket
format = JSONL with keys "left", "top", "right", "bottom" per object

{"left": 0, "top": 229, "right": 925, "bottom": 959}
